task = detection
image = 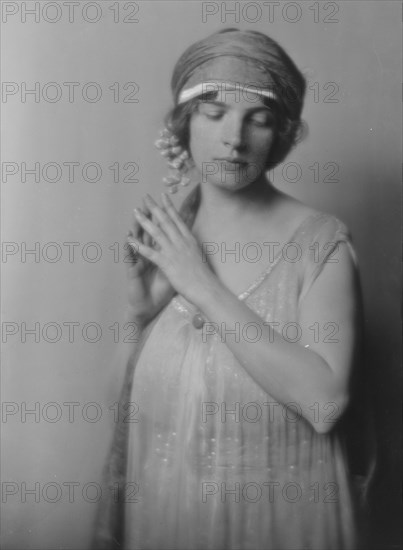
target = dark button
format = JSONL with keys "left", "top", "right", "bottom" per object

{"left": 192, "top": 313, "right": 205, "bottom": 329}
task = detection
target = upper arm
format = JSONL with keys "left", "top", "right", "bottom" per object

{"left": 297, "top": 240, "right": 361, "bottom": 401}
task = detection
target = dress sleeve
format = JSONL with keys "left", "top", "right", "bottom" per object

{"left": 298, "top": 215, "right": 359, "bottom": 304}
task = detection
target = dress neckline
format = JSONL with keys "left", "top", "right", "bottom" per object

{"left": 237, "top": 211, "right": 325, "bottom": 300}
{"left": 178, "top": 184, "right": 326, "bottom": 302}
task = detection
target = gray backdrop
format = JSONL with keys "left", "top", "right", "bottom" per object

{"left": 2, "top": 1, "right": 401, "bottom": 549}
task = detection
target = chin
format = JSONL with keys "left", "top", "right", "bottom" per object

{"left": 206, "top": 176, "right": 255, "bottom": 191}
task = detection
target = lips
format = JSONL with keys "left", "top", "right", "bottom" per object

{"left": 215, "top": 157, "right": 247, "bottom": 165}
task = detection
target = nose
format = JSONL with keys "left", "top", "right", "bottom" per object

{"left": 221, "top": 114, "right": 244, "bottom": 150}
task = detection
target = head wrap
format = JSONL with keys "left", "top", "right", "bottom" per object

{"left": 171, "top": 29, "right": 305, "bottom": 120}
{"left": 177, "top": 56, "right": 278, "bottom": 104}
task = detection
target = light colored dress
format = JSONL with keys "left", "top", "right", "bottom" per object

{"left": 92, "top": 185, "right": 362, "bottom": 550}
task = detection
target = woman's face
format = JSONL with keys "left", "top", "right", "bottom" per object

{"left": 189, "top": 90, "right": 277, "bottom": 190}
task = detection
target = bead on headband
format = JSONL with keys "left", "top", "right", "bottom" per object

{"left": 178, "top": 81, "right": 278, "bottom": 105}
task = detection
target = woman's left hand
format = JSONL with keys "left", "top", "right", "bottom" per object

{"left": 129, "top": 192, "right": 216, "bottom": 305}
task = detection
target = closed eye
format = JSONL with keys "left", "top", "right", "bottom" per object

{"left": 205, "top": 111, "right": 224, "bottom": 120}
{"left": 196, "top": 101, "right": 276, "bottom": 127}
{"left": 248, "top": 111, "right": 276, "bottom": 127}
{"left": 197, "top": 103, "right": 225, "bottom": 120}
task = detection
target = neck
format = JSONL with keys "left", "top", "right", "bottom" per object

{"left": 193, "top": 174, "right": 279, "bottom": 229}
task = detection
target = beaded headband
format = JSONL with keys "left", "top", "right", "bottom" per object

{"left": 178, "top": 81, "right": 278, "bottom": 104}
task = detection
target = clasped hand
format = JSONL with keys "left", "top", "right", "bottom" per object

{"left": 128, "top": 192, "right": 214, "bottom": 305}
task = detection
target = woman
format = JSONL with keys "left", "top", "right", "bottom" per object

{"left": 93, "top": 29, "right": 368, "bottom": 550}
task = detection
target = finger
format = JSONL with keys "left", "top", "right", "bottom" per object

{"left": 161, "top": 192, "right": 191, "bottom": 236}
{"left": 130, "top": 204, "right": 152, "bottom": 244}
{"left": 131, "top": 201, "right": 153, "bottom": 244}
{"left": 142, "top": 198, "right": 153, "bottom": 248}
{"left": 126, "top": 231, "right": 141, "bottom": 265}
{"left": 144, "top": 194, "right": 179, "bottom": 242}
{"left": 143, "top": 198, "right": 165, "bottom": 250}
{"left": 131, "top": 210, "right": 143, "bottom": 240}
{"left": 133, "top": 208, "right": 171, "bottom": 249}
{"left": 128, "top": 237, "right": 160, "bottom": 265}
{"left": 142, "top": 198, "right": 152, "bottom": 219}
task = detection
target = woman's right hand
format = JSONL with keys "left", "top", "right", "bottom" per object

{"left": 125, "top": 199, "right": 177, "bottom": 328}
